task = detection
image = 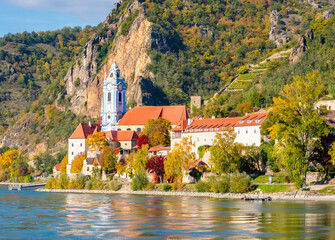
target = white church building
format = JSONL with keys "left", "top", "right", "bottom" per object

{"left": 66, "top": 61, "right": 135, "bottom": 175}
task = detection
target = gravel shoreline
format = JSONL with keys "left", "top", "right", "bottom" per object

{"left": 35, "top": 188, "right": 335, "bottom": 201}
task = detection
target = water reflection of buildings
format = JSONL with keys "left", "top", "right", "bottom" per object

{"left": 63, "top": 194, "right": 120, "bottom": 238}
{"left": 62, "top": 194, "right": 335, "bottom": 239}
{"left": 63, "top": 194, "right": 219, "bottom": 238}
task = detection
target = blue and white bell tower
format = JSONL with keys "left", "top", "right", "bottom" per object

{"left": 101, "top": 60, "right": 127, "bottom": 131}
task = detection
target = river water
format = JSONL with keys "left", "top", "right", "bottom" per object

{"left": 1, "top": 186, "right": 335, "bottom": 239}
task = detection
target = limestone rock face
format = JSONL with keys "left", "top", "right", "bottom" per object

{"left": 323, "top": 9, "right": 334, "bottom": 19}
{"left": 63, "top": 0, "right": 162, "bottom": 118}
{"left": 301, "top": 0, "right": 320, "bottom": 8}
{"left": 268, "top": 10, "right": 290, "bottom": 47}
{"left": 289, "top": 29, "right": 313, "bottom": 63}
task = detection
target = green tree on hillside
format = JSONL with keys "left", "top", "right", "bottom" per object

{"left": 262, "top": 71, "right": 330, "bottom": 187}
{"left": 209, "top": 130, "right": 243, "bottom": 174}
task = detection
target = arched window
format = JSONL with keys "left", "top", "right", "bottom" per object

{"left": 108, "top": 92, "right": 111, "bottom": 102}
{"left": 119, "top": 92, "right": 122, "bottom": 102}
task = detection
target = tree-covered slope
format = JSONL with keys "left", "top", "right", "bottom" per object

{"left": 199, "top": 16, "right": 335, "bottom": 118}
{"left": 143, "top": 0, "right": 332, "bottom": 103}
{"left": 0, "top": 27, "right": 96, "bottom": 131}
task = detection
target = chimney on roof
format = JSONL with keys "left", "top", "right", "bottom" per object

{"left": 187, "top": 118, "right": 193, "bottom": 126}
{"left": 89, "top": 121, "right": 92, "bottom": 128}
{"left": 212, "top": 116, "right": 215, "bottom": 119}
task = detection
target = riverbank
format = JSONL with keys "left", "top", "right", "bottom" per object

{"left": 35, "top": 188, "right": 335, "bottom": 201}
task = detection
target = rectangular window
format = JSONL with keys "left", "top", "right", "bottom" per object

{"left": 246, "top": 130, "right": 248, "bottom": 134}
{"left": 197, "top": 137, "right": 199, "bottom": 142}
{"left": 80, "top": 143, "right": 82, "bottom": 147}
{"left": 72, "top": 152, "right": 74, "bottom": 155}
{"left": 254, "top": 130, "right": 256, "bottom": 134}
{"left": 72, "top": 143, "right": 74, "bottom": 147}
{"left": 119, "top": 92, "right": 122, "bottom": 102}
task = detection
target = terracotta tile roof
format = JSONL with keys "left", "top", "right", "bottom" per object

{"left": 54, "top": 164, "right": 60, "bottom": 171}
{"left": 118, "top": 105, "right": 188, "bottom": 126}
{"left": 182, "top": 117, "right": 242, "bottom": 133}
{"left": 174, "top": 109, "right": 270, "bottom": 133}
{"left": 69, "top": 123, "right": 101, "bottom": 139}
{"left": 149, "top": 145, "right": 171, "bottom": 152}
{"left": 235, "top": 110, "right": 269, "bottom": 127}
{"left": 104, "top": 130, "right": 139, "bottom": 141}
{"left": 172, "top": 120, "right": 188, "bottom": 132}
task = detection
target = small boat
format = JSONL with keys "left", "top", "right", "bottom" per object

{"left": 241, "top": 195, "right": 272, "bottom": 201}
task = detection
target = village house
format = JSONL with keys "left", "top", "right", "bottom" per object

{"left": 82, "top": 157, "right": 101, "bottom": 176}
{"left": 67, "top": 122, "right": 101, "bottom": 174}
{"left": 148, "top": 145, "right": 171, "bottom": 157}
{"left": 53, "top": 164, "right": 60, "bottom": 177}
{"left": 171, "top": 110, "right": 269, "bottom": 158}
{"left": 104, "top": 130, "right": 139, "bottom": 154}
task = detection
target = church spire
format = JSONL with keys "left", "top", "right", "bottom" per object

{"left": 101, "top": 60, "right": 127, "bottom": 132}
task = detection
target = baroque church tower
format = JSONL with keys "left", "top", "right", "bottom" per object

{"left": 101, "top": 60, "right": 127, "bottom": 131}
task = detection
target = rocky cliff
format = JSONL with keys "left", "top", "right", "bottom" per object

{"left": 63, "top": 0, "right": 163, "bottom": 118}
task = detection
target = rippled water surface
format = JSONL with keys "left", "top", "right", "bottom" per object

{"left": 1, "top": 186, "right": 335, "bottom": 239}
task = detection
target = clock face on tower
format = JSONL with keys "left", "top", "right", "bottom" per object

{"left": 118, "top": 84, "right": 122, "bottom": 91}
{"left": 107, "top": 83, "right": 112, "bottom": 91}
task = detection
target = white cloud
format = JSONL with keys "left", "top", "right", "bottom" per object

{"left": 3, "top": 0, "right": 119, "bottom": 20}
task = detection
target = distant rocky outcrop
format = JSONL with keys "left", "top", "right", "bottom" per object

{"left": 289, "top": 29, "right": 313, "bottom": 63}
{"left": 323, "top": 9, "right": 334, "bottom": 19}
{"left": 268, "top": 10, "right": 290, "bottom": 47}
{"left": 301, "top": 0, "right": 320, "bottom": 9}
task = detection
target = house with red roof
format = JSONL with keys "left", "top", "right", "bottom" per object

{"left": 67, "top": 122, "right": 101, "bottom": 174}
{"left": 105, "top": 130, "right": 139, "bottom": 153}
{"left": 148, "top": 145, "right": 171, "bottom": 157}
{"left": 82, "top": 157, "right": 102, "bottom": 176}
{"left": 67, "top": 121, "right": 140, "bottom": 175}
{"left": 53, "top": 164, "right": 61, "bottom": 177}
{"left": 116, "top": 105, "right": 188, "bottom": 131}
{"left": 171, "top": 110, "right": 269, "bottom": 158}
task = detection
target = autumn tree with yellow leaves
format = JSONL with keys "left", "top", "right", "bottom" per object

{"left": 164, "top": 137, "right": 196, "bottom": 182}
{"left": 70, "top": 153, "right": 86, "bottom": 174}
{"left": 133, "top": 144, "right": 149, "bottom": 174}
{"left": 60, "top": 154, "right": 68, "bottom": 174}
{"left": 86, "top": 132, "right": 108, "bottom": 151}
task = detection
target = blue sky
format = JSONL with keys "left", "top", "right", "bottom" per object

{"left": 0, "top": 0, "right": 118, "bottom": 37}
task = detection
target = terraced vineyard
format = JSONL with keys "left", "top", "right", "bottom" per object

{"left": 225, "top": 49, "right": 292, "bottom": 92}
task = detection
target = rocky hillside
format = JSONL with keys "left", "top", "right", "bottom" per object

{"left": 0, "top": 0, "right": 334, "bottom": 156}
{"left": 64, "top": 0, "right": 164, "bottom": 118}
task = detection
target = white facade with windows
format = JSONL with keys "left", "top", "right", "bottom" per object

{"left": 171, "top": 110, "right": 269, "bottom": 158}
{"left": 67, "top": 138, "right": 86, "bottom": 174}
{"left": 234, "top": 125, "right": 262, "bottom": 147}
